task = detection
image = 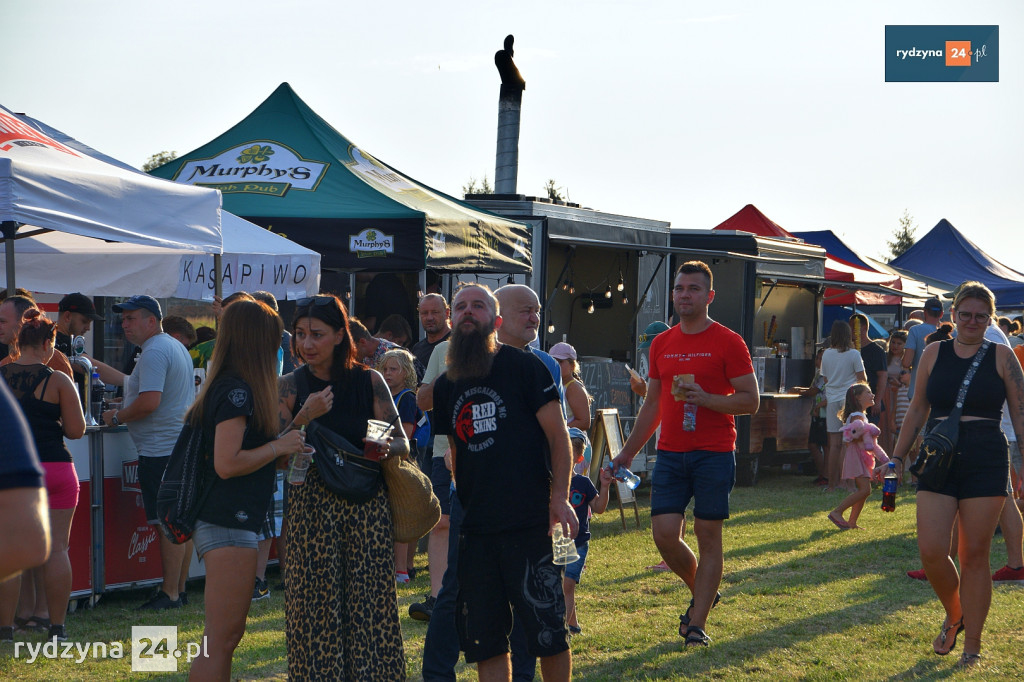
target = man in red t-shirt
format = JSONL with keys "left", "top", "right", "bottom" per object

{"left": 612, "top": 261, "right": 759, "bottom": 648}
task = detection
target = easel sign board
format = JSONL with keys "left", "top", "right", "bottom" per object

{"left": 590, "top": 408, "right": 639, "bottom": 500}
{"left": 590, "top": 408, "right": 641, "bottom": 529}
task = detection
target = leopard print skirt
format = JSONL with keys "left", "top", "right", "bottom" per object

{"left": 285, "top": 466, "right": 406, "bottom": 680}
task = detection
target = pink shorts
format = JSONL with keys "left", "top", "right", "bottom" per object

{"left": 41, "top": 462, "right": 80, "bottom": 510}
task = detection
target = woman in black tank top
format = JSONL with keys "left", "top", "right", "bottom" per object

{"left": 891, "top": 282, "right": 1024, "bottom": 668}
{"left": 276, "top": 294, "right": 409, "bottom": 680}
{"left": 0, "top": 310, "right": 84, "bottom": 642}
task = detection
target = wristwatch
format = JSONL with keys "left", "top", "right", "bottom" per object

{"left": 110, "top": 411, "right": 120, "bottom": 427}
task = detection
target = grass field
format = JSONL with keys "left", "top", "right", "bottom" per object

{"left": 2, "top": 470, "right": 1022, "bottom": 680}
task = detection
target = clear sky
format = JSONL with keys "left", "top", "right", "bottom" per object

{"left": 5, "top": 1, "right": 1021, "bottom": 268}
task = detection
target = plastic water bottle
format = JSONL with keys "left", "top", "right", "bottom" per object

{"left": 682, "top": 402, "right": 697, "bottom": 432}
{"left": 608, "top": 464, "right": 641, "bottom": 490}
{"left": 881, "top": 462, "right": 897, "bottom": 512}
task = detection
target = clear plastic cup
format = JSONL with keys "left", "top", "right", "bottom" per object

{"left": 552, "top": 524, "right": 580, "bottom": 565}
{"left": 287, "top": 445, "right": 314, "bottom": 485}
{"left": 364, "top": 419, "right": 394, "bottom": 461}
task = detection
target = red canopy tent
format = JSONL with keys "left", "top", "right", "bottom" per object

{"left": 711, "top": 204, "right": 902, "bottom": 304}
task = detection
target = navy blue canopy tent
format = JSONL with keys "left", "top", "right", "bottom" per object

{"left": 890, "top": 219, "right": 1024, "bottom": 308}
{"left": 792, "top": 230, "right": 876, "bottom": 271}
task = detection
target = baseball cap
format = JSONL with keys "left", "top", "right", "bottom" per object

{"left": 58, "top": 292, "right": 104, "bottom": 321}
{"left": 568, "top": 427, "right": 590, "bottom": 447}
{"left": 548, "top": 342, "right": 577, "bottom": 361}
{"left": 923, "top": 297, "right": 943, "bottom": 314}
{"left": 112, "top": 295, "right": 163, "bottom": 320}
{"left": 638, "top": 321, "right": 671, "bottom": 349}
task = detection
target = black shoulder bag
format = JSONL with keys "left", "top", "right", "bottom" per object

{"left": 910, "top": 339, "right": 991, "bottom": 489}
{"left": 157, "top": 422, "right": 214, "bottom": 544}
{"left": 293, "top": 367, "right": 382, "bottom": 503}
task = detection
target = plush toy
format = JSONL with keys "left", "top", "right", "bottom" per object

{"left": 842, "top": 420, "right": 890, "bottom": 481}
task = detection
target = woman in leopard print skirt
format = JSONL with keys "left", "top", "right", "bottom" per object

{"left": 278, "top": 295, "right": 408, "bottom": 680}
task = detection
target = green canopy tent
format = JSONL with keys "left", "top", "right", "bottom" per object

{"left": 149, "top": 83, "right": 531, "bottom": 274}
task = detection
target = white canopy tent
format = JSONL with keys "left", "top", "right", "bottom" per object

{"left": 0, "top": 211, "right": 319, "bottom": 300}
{"left": 1, "top": 108, "right": 319, "bottom": 299}
{"left": 1, "top": 104, "right": 223, "bottom": 292}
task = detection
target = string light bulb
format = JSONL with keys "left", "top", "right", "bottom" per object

{"left": 561, "top": 280, "right": 569, "bottom": 291}
{"left": 617, "top": 273, "right": 624, "bottom": 292}
{"left": 568, "top": 281, "right": 575, "bottom": 294}
{"left": 547, "top": 321, "right": 555, "bottom": 334}
{"left": 604, "top": 286, "right": 612, "bottom": 299}
{"left": 622, "top": 293, "right": 629, "bottom": 305}
{"left": 587, "top": 299, "right": 595, "bottom": 314}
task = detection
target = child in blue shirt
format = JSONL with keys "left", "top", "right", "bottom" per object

{"left": 564, "top": 428, "right": 612, "bottom": 635}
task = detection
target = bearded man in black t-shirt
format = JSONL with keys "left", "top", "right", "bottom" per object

{"left": 433, "top": 283, "right": 577, "bottom": 682}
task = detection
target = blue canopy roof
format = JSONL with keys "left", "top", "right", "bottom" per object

{"left": 792, "top": 230, "right": 876, "bottom": 270}
{"left": 890, "top": 219, "right": 1024, "bottom": 308}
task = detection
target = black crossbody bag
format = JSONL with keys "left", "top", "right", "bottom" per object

{"left": 910, "top": 339, "right": 991, "bottom": 489}
{"left": 293, "top": 367, "right": 382, "bottom": 503}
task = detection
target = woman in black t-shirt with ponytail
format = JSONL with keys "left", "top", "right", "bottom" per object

{"left": 185, "top": 300, "right": 305, "bottom": 681}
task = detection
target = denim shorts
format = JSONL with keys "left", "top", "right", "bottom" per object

{"left": 563, "top": 541, "right": 589, "bottom": 584}
{"left": 917, "top": 420, "right": 1009, "bottom": 500}
{"left": 430, "top": 457, "right": 452, "bottom": 516}
{"left": 651, "top": 450, "right": 735, "bottom": 520}
{"left": 193, "top": 519, "right": 259, "bottom": 559}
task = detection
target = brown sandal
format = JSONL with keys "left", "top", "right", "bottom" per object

{"left": 955, "top": 652, "right": 981, "bottom": 669}
{"left": 933, "top": 617, "right": 963, "bottom": 655}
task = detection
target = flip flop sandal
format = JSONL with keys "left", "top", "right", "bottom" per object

{"left": 16, "top": 617, "right": 49, "bottom": 632}
{"left": 934, "top": 617, "right": 963, "bottom": 656}
{"left": 956, "top": 652, "right": 981, "bottom": 669}
{"left": 684, "top": 626, "right": 710, "bottom": 648}
{"left": 679, "top": 591, "right": 722, "bottom": 630}
{"left": 827, "top": 512, "right": 850, "bottom": 530}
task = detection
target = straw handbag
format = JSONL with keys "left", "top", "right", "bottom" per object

{"left": 381, "top": 455, "right": 441, "bottom": 543}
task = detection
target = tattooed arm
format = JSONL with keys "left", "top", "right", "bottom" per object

{"left": 277, "top": 371, "right": 334, "bottom": 434}
{"left": 370, "top": 369, "right": 409, "bottom": 459}
{"left": 999, "top": 345, "right": 1024, "bottom": 457}
{"left": 278, "top": 373, "right": 297, "bottom": 433}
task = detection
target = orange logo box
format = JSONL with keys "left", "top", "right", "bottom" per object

{"left": 946, "top": 41, "right": 971, "bottom": 66}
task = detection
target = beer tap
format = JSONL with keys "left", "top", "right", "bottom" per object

{"left": 68, "top": 335, "right": 97, "bottom": 426}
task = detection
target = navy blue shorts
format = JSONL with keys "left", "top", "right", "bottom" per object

{"left": 651, "top": 450, "right": 735, "bottom": 521}
{"left": 430, "top": 457, "right": 452, "bottom": 516}
{"left": 456, "top": 527, "right": 569, "bottom": 662}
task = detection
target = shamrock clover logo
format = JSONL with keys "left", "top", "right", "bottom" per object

{"left": 366, "top": 230, "right": 377, "bottom": 241}
{"left": 237, "top": 145, "right": 274, "bottom": 164}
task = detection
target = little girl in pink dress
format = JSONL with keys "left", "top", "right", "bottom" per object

{"left": 827, "top": 383, "right": 889, "bottom": 530}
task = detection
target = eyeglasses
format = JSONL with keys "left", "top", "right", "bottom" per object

{"left": 296, "top": 295, "right": 335, "bottom": 307}
{"left": 956, "top": 311, "right": 991, "bottom": 324}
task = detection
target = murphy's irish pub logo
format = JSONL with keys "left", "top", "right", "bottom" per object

{"left": 172, "top": 141, "right": 329, "bottom": 196}
{"left": 349, "top": 228, "right": 395, "bottom": 259}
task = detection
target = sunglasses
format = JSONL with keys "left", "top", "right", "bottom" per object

{"left": 296, "top": 295, "right": 336, "bottom": 307}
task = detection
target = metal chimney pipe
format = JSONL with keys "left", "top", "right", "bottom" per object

{"left": 494, "top": 35, "right": 525, "bottom": 195}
